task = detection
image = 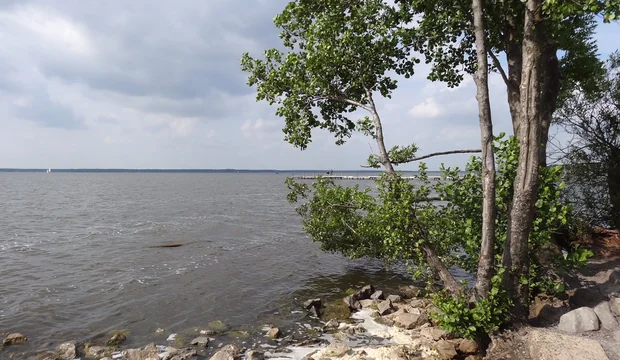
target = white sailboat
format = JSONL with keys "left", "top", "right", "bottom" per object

{"left": 46, "top": 168, "right": 51, "bottom": 173}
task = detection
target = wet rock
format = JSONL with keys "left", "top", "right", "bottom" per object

{"left": 200, "top": 329, "right": 217, "bottom": 335}
{"left": 303, "top": 299, "right": 322, "bottom": 310}
{"left": 190, "top": 336, "right": 211, "bottom": 347}
{"left": 435, "top": 339, "right": 457, "bottom": 359}
{"left": 209, "top": 344, "right": 240, "bottom": 360}
{"left": 610, "top": 297, "right": 620, "bottom": 316}
{"left": 393, "top": 309, "right": 429, "bottom": 329}
{"left": 343, "top": 295, "right": 362, "bottom": 310}
{"left": 356, "top": 285, "right": 375, "bottom": 300}
{"left": 458, "top": 339, "right": 479, "bottom": 354}
{"left": 167, "top": 334, "right": 178, "bottom": 341}
{"left": 246, "top": 349, "right": 265, "bottom": 360}
{"left": 267, "top": 327, "right": 281, "bottom": 339}
{"left": 56, "top": 341, "right": 77, "bottom": 360}
{"left": 558, "top": 307, "right": 600, "bottom": 333}
{"left": 358, "top": 299, "right": 377, "bottom": 308}
{"left": 3, "top": 333, "right": 27, "bottom": 345}
{"left": 324, "top": 319, "right": 339, "bottom": 329}
{"left": 397, "top": 285, "right": 422, "bottom": 299}
{"left": 370, "top": 290, "right": 385, "bottom": 300}
{"left": 594, "top": 301, "right": 618, "bottom": 330}
{"left": 386, "top": 294, "right": 402, "bottom": 303}
{"left": 324, "top": 341, "right": 351, "bottom": 357}
{"left": 107, "top": 333, "right": 127, "bottom": 346}
{"left": 162, "top": 347, "right": 198, "bottom": 360}
{"left": 420, "top": 327, "right": 450, "bottom": 341}
{"left": 87, "top": 345, "right": 114, "bottom": 358}
{"left": 308, "top": 306, "right": 320, "bottom": 317}
{"left": 378, "top": 299, "right": 393, "bottom": 315}
{"left": 125, "top": 343, "right": 159, "bottom": 360}
{"left": 527, "top": 328, "right": 609, "bottom": 360}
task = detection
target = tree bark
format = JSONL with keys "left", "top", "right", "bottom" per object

{"left": 609, "top": 152, "right": 620, "bottom": 229}
{"left": 422, "top": 243, "right": 463, "bottom": 294}
{"left": 471, "top": 0, "right": 497, "bottom": 299}
{"left": 504, "top": 0, "right": 546, "bottom": 319}
{"left": 366, "top": 89, "right": 396, "bottom": 175}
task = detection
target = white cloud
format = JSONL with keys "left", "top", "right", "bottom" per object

{"left": 408, "top": 97, "right": 441, "bottom": 119}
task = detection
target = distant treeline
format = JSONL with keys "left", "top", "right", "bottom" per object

{"left": 0, "top": 168, "right": 440, "bottom": 174}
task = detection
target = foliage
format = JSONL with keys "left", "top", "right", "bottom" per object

{"left": 555, "top": 52, "right": 620, "bottom": 228}
{"left": 430, "top": 269, "right": 511, "bottom": 339}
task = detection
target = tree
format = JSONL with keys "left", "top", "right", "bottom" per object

{"left": 555, "top": 52, "right": 620, "bottom": 228}
{"left": 241, "top": 0, "right": 619, "bottom": 322}
{"left": 398, "top": 0, "right": 619, "bottom": 316}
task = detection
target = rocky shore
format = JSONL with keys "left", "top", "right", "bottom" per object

{"left": 5, "top": 254, "right": 620, "bottom": 360}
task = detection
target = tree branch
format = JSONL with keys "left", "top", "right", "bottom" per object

{"left": 324, "top": 95, "right": 371, "bottom": 111}
{"left": 488, "top": 50, "right": 516, "bottom": 92}
{"left": 395, "top": 149, "right": 482, "bottom": 164}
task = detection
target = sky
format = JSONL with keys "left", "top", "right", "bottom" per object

{"left": 0, "top": 1, "right": 618, "bottom": 170}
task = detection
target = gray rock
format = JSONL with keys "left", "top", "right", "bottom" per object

{"left": 398, "top": 285, "right": 422, "bottom": 298}
{"left": 435, "top": 339, "right": 457, "bottom": 359}
{"left": 200, "top": 329, "right": 217, "bottom": 335}
{"left": 594, "top": 302, "right": 618, "bottom": 330}
{"left": 87, "top": 345, "right": 114, "bottom": 358}
{"left": 614, "top": 330, "right": 620, "bottom": 342}
{"left": 393, "top": 310, "right": 429, "bottom": 329}
{"left": 610, "top": 298, "right": 620, "bottom": 316}
{"left": 356, "top": 285, "right": 375, "bottom": 300}
{"left": 190, "top": 336, "right": 211, "bottom": 347}
{"left": 558, "top": 307, "right": 600, "bottom": 333}
{"left": 527, "top": 328, "right": 609, "bottom": 360}
{"left": 378, "top": 299, "right": 393, "bottom": 316}
{"left": 3, "top": 333, "right": 27, "bottom": 345}
{"left": 308, "top": 306, "right": 320, "bottom": 317}
{"left": 56, "top": 342, "right": 77, "bottom": 360}
{"left": 358, "top": 299, "right": 377, "bottom": 308}
{"left": 386, "top": 295, "right": 402, "bottom": 303}
{"left": 246, "top": 350, "right": 265, "bottom": 360}
{"left": 370, "top": 290, "right": 385, "bottom": 300}
{"left": 324, "top": 341, "right": 351, "bottom": 357}
{"left": 343, "top": 295, "right": 361, "bottom": 310}
{"left": 125, "top": 343, "right": 160, "bottom": 360}
{"left": 209, "top": 344, "right": 240, "bottom": 360}
{"left": 303, "top": 299, "right": 322, "bottom": 310}
{"left": 107, "top": 333, "right": 127, "bottom": 346}
{"left": 162, "top": 347, "right": 198, "bottom": 360}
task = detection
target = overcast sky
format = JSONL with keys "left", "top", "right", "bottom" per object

{"left": 0, "top": 1, "right": 617, "bottom": 170}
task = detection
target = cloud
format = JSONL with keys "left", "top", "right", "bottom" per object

{"left": 408, "top": 98, "right": 441, "bottom": 119}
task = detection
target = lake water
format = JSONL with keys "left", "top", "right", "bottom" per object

{"left": 0, "top": 173, "right": 420, "bottom": 356}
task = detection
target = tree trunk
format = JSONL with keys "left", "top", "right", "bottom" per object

{"left": 471, "top": 0, "right": 497, "bottom": 299}
{"left": 422, "top": 243, "right": 463, "bottom": 294}
{"left": 504, "top": 0, "right": 547, "bottom": 319}
{"left": 609, "top": 153, "right": 620, "bottom": 229}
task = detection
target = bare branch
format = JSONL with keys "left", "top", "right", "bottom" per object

{"left": 324, "top": 95, "right": 371, "bottom": 111}
{"left": 394, "top": 149, "right": 482, "bottom": 164}
{"left": 488, "top": 50, "right": 512, "bottom": 90}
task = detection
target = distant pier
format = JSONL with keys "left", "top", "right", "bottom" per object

{"left": 293, "top": 174, "right": 441, "bottom": 180}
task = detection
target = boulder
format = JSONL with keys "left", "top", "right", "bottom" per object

{"left": 614, "top": 330, "right": 620, "bottom": 342}
{"left": 409, "top": 299, "right": 429, "bottom": 308}
{"left": 246, "top": 350, "right": 265, "bottom": 360}
{"left": 458, "top": 339, "right": 479, "bottom": 354}
{"left": 370, "top": 290, "right": 385, "bottom": 300}
{"left": 106, "top": 333, "right": 127, "bottom": 346}
{"left": 558, "top": 307, "right": 600, "bottom": 333}
{"left": 610, "top": 298, "right": 620, "bottom": 316}
{"left": 526, "top": 328, "right": 609, "bottom": 360}
{"left": 56, "top": 341, "right": 77, "bottom": 360}
{"left": 87, "top": 345, "right": 114, "bottom": 358}
{"left": 435, "top": 339, "right": 457, "bottom": 359}
{"left": 358, "top": 299, "right": 377, "bottom": 308}
{"left": 356, "top": 285, "right": 375, "bottom": 300}
{"left": 308, "top": 306, "right": 320, "bottom": 317}
{"left": 303, "top": 298, "right": 322, "bottom": 310}
{"left": 3, "top": 333, "right": 27, "bottom": 345}
{"left": 386, "top": 294, "right": 402, "bottom": 303}
{"left": 569, "top": 287, "right": 606, "bottom": 309}
{"left": 393, "top": 309, "right": 429, "bottom": 329}
{"left": 209, "top": 344, "right": 240, "bottom": 360}
{"left": 420, "top": 327, "right": 450, "bottom": 341}
{"left": 125, "top": 343, "right": 160, "bottom": 360}
{"left": 267, "top": 327, "right": 281, "bottom": 339}
{"left": 323, "top": 341, "right": 351, "bottom": 357}
{"left": 378, "top": 299, "right": 393, "bottom": 315}
{"left": 161, "top": 347, "right": 198, "bottom": 360}
{"left": 398, "top": 285, "right": 422, "bottom": 299}
{"left": 343, "top": 295, "right": 362, "bottom": 310}
{"left": 594, "top": 302, "right": 618, "bottom": 330}
{"left": 190, "top": 336, "right": 211, "bottom": 347}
